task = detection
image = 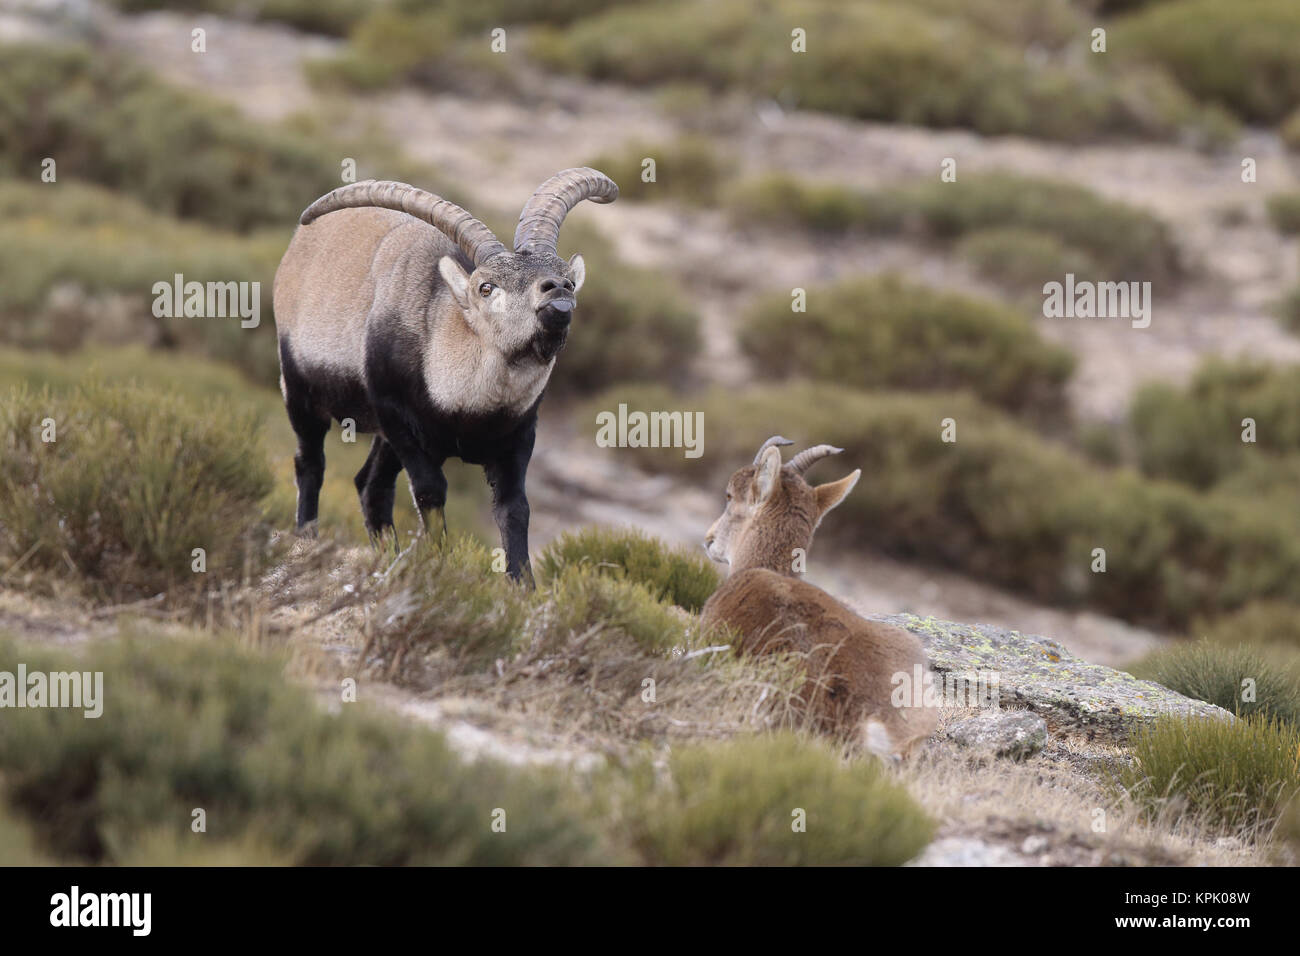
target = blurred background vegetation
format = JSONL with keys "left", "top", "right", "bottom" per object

{"left": 3, "top": 0, "right": 1300, "bottom": 864}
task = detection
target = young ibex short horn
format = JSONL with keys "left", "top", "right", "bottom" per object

{"left": 272, "top": 168, "right": 618, "bottom": 580}
{"left": 701, "top": 437, "right": 939, "bottom": 758}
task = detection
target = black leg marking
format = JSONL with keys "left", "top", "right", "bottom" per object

{"left": 484, "top": 436, "right": 535, "bottom": 584}
{"left": 356, "top": 435, "right": 404, "bottom": 541}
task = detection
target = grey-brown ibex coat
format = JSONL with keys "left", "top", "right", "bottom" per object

{"left": 701, "top": 437, "right": 939, "bottom": 757}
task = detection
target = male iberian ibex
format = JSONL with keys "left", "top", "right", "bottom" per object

{"left": 702, "top": 437, "right": 938, "bottom": 757}
{"left": 273, "top": 168, "right": 618, "bottom": 580}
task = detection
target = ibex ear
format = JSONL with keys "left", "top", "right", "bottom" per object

{"left": 814, "top": 469, "right": 860, "bottom": 521}
{"left": 754, "top": 445, "right": 783, "bottom": 504}
{"left": 568, "top": 253, "right": 586, "bottom": 293}
{"left": 439, "top": 256, "right": 472, "bottom": 309}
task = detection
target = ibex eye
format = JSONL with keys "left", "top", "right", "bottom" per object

{"left": 478, "top": 282, "right": 495, "bottom": 297}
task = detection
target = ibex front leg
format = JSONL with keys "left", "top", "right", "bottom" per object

{"left": 485, "top": 438, "right": 534, "bottom": 585}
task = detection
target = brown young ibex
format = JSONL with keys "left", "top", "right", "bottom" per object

{"left": 701, "top": 437, "right": 938, "bottom": 758}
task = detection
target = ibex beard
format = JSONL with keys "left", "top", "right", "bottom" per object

{"left": 272, "top": 168, "right": 618, "bottom": 581}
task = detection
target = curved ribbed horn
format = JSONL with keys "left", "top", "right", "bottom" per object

{"left": 299, "top": 180, "right": 506, "bottom": 266}
{"left": 785, "top": 444, "right": 844, "bottom": 476}
{"left": 752, "top": 435, "right": 794, "bottom": 465}
{"left": 513, "top": 167, "right": 619, "bottom": 255}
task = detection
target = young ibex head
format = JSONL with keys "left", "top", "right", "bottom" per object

{"left": 299, "top": 167, "right": 617, "bottom": 364}
{"left": 704, "top": 436, "right": 861, "bottom": 574}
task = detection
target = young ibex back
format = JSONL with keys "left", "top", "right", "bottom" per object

{"left": 701, "top": 437, "right": 938, "bottom": 758}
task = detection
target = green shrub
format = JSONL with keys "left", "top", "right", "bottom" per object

{"left": 1130, "top": 359, "right": 1300, "bottom": 488}
{"left": 0, "top": 635, "right": 603, "bottom": 864}
{"left": 728, "top": 172, "right": 1181, "bottom": 286}
{"left": 581, "top": 382, "right": 1300, "bottom": 630}
{"left": 106, "top": 0, "right": 374, "bottom": 35}
{"left": 0, "top": 381, "right": 274, "bottom": 602}
{"left": 739, "top": 274, "right": 1075, "bottom": 416}
{"left": 1197, "top": 602, "right": 1300, "bottom": 654}
{"left": 0, "top": 180, "right": 283, "bottom": 384}
{"left": 537, "top": 526, "right": 720, "bottom": 613}
{"left": 1267, "top": 192, "right": 1300, "bottom": 234}
{"left": 586, "top": 136, "right": 727, "bottom": 205}
{"left": 537, "top": 566, "right": 690, "bottom": 656}
{"left": 546, "top": 221, "right": 701, "bottom": 394}
{"left": 1282, "top": 108, "right": 1300, "bottom": 151}
{"left": 533, "top": 0, "right": 1218, "bottom": 142}
{"left": 1115, "top": 0, "right": 1300, "bottom": 124}
{"left": 1114, "top": 714, "right": 1300, "bottom": 835}
{"left": 0, "top": 44, "right": 340, "bottom": 231}
{"left": 612, "top": 733, "right": 933, "bottom": 865}
{"left": 1130, "top": 640, "right": 1300, "bottom": 725}
{"left": 370, "top": 535, "right": 531, "bottom": 681}
{"left": 956, "top": 227, "right": 1100, "bottom": 298}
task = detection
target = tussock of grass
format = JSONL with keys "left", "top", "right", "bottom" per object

{"left": 739, "top": 274, "right": 1075, "bottom": 417}
{"left": 729, "top": 172, "right": 1182, "bottom": 287}
{"left": 533, "top": 566, "right": 688, "bottom": 656}
{"left": 955, "top": 227, "right": 1100, "bottom": 299}
{"left": 1131, "top": 640, "right": 1300, "bottom": 726}
{"left": 0, "top": 381, "right": 275, "bottom": 604}
{"left": 0, "top": 635, "right": 603, "bottom": 865}
{"left": 368, "top": 536, "right": 530, "bottom": 683}
{"left": 610, "top": 733, "right": 933, "bottom": 865}
{"left": 1196, "top": 602, "right": 1300, "bottom": 655}
{"left": 1114, "top": 715, "right": 1300, "bottom": 836}
{"left": 536, "top": 526, "right": 720, "bottom": 613}
{"left": 583, "top": 382, "right": 1300, "bottom": 630}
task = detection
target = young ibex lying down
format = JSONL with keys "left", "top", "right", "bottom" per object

{"left": 701, "top": 437, "right": 938, "bottom": 758}
{"left": 273, "top": 168, "right": 618, "bottom": 580}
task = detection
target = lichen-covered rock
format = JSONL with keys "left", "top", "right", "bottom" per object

{"left": 947, "top": 710, "right": 1047, "bottom": 759}
{"left": 876, "top": 613, "right": 1232, "bottom": 738}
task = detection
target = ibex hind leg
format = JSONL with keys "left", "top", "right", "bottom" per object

{"left": 355, "top": 434, "right": 403, "bottom": 547}
{"left": 287, "top": 401, "right": 329, "bottom": 536}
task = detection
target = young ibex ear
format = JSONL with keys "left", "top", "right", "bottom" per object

{"left": 814, "top": 469, "right": 861, "bottom": 522}
{"left": 438, "top": 255, "right": 472, "bottom": 309}
{"left": 755, "top": 445, "right": 784, "bottom": 504}
{"left": 568, "top": 253, "right": 586, "bottom": 293}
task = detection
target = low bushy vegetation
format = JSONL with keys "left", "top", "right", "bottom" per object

{"left": 583, "top": 382, "right": 1300, "bottom": 630}
{"left": 739, "top": 274, "right": 1075, "bottom": 417}
{"left": 370, "top": 536, "right": 531, "bottom": 683}
{"left": 532, "top": 0, "right": 1224, "bottom": 142}
{"left": 0, "top": 381, "right": 274, "bottom": 603}
{"left": 1196, "top": 602, "right": 1300, "bottom": 654}
{"left": 0, "top": 636, "right": 603, "bottom": 865}
{"left": 1115, "top": 714, "right": 1300, "bottom": 836}
{"left": 1131, "top": 640, "right": 1300, "bottom": 726}
{"left": 0, "top": 180, "right": 283, "bottom": 383}
{"left": 955, "top": 227, "right": 1100, "bottom": 299}
{"left": 1266, "top": 192, "right": 1300, "bottom": 235}
{"left": 729, "top": 172, "right": 1182, "bottom": 288}
{"left": 107, "top": 0, "right": 374, "bottom": 36}
{"left": 1129, "top": 359, "right": 1300, "bottom": 488}
{"left": 537, "top": 526, "right": 721, "bottom": 613}
{"left": 585, "top": 136, "right": 726, "bottom": 205}
{"left": 1114, "top": 0, "right": 1300, "bottom": 125}
{"left": 0, "top": 44, "right": 339, "bottom": 232}
{"left": 546, "top": 222, "right": 702, "bottom": 394}
{"left": 610, "top": 733, "right": 933, "bottom": 865}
